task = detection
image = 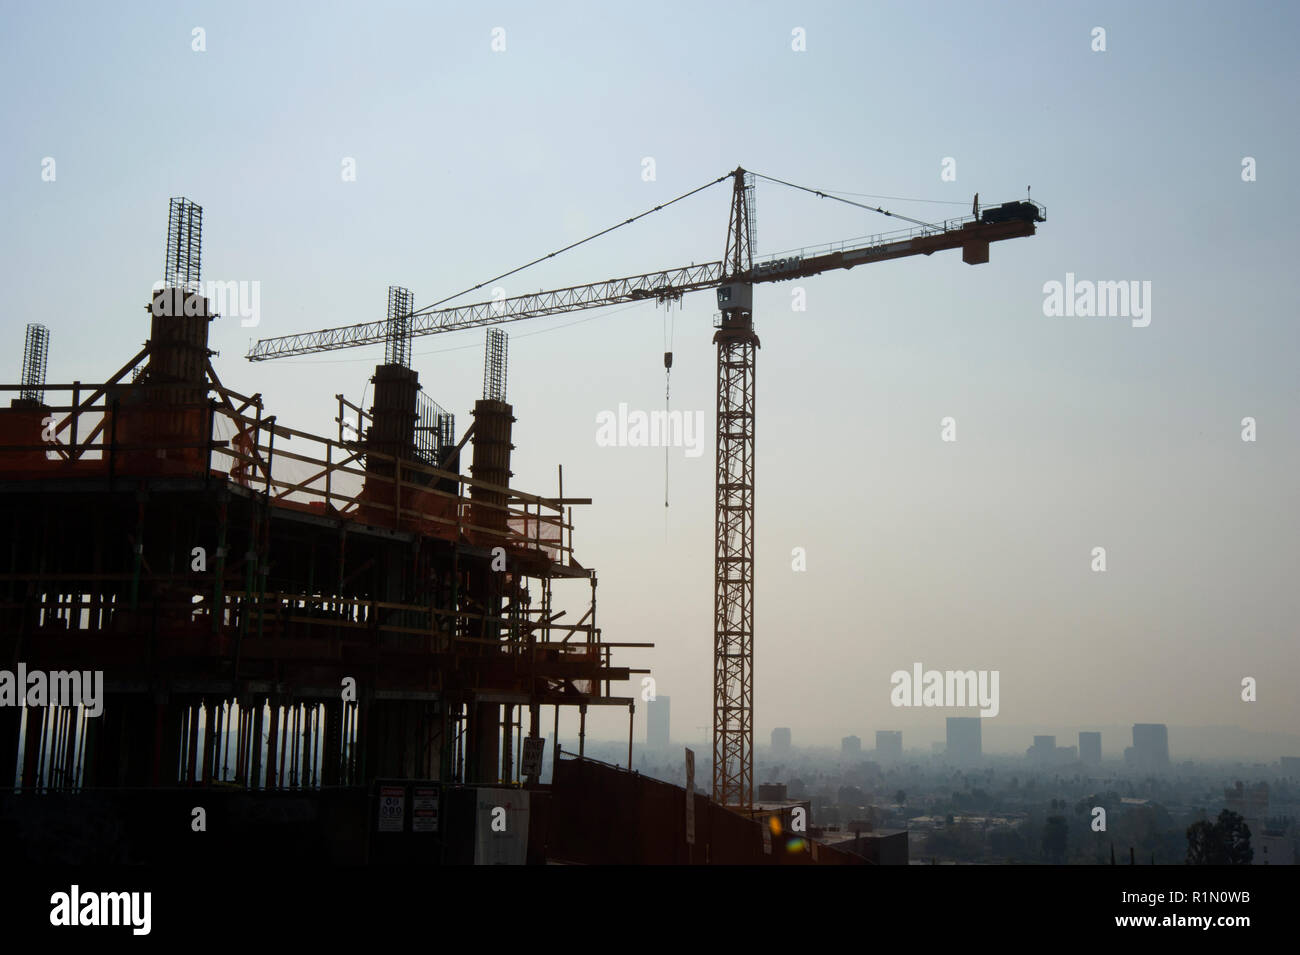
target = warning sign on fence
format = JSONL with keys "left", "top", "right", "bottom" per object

{"left": 378, "top": 785, "right": 405, "bottom": 832}
{"left": 412, "top": 787, "right": 440, "bottom": 833}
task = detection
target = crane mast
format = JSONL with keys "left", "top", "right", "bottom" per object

{"left": 246, "top": 167, "right": 1045, "bottom": 810}
{"left": 713, "top": 170, "right": 758, "bottom": 809}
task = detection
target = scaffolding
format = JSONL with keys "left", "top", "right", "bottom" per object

{"left": 0, "top": 309, "right": 639, "bottom": 797}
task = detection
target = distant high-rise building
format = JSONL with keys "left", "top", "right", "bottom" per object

{"left": 1079, "top": 732, "right": 1102, "bottom": 766}
{"left": 1027, "top": 735, "right": 1078, "bottom": 766}
{"left": 771, "top": 727, "right": 792, "bottom": 751}
{"left": 1281, "top": 756, "right": 1300, "bottom": 778}
{"left": 1027, "top": 735, "right": 1056, "bottom": 764}
{"left": 647, "top": 695, "right": 670, "bottom": 748}
{"left": 946, "top": 717, "right": 982, "bottom": 764}
{"left": 1131, "top": 724, "right": 1170, "bottom": 771}
{"left": 876, "top": 731, "right": 903, "bottom": 761}
{"left": 841, "top": 735, "right": 861, "bottom": 755}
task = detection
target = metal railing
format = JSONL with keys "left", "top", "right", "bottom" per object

{"left": 0, "top": 379, "right": 574, "bottom": 565}
{"left": 755, "top": 198, "right": 1046, "bottom": 264}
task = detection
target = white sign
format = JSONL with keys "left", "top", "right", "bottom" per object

{"left": 378, "top": 785, "right": 405, "bottom": 832}
{"left": 412, "top": 787, "right": 439, "bottom": 833}
{"left": 475, "top": 789, "right": 530, "bottom": 865}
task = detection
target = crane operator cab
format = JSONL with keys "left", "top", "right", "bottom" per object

{"left": 716, "top": 282, "right": 753, "bottom": 313}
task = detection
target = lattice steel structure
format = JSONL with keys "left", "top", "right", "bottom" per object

{"left": 713, "top": 170, "right": 757, "bottom": 808}
{"left": 385, "top": 285, "right": 415, "bottom": 368}
{"left": 246, "top": 263, "right": 723, "bottom": 360}
{"left": 164, "top": 197, "right": 203, "bottom": 291}
{"left": 18, "top": 323, "right": 50, "bottom": 404}
{"left": 744, "top": 171, "right": 757, "bottom": 260}
{"left": 483, "top": 327, "right": 508, "bottom": 402}
{"left": 712, "top": 326, "right": 757, "bottom": 807}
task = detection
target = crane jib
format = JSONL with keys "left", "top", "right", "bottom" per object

{"left": 751, "top": 256, "right": 803, "bottom": 279}
{"left": 844, "top": 239, "right": 914, "bottom": 262}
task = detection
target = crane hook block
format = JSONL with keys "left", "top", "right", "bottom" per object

{"left": 664, "top": 351, "right": 673, "bottom": 370}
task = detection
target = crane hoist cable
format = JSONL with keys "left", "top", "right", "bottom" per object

{"left": 663, "top": 300, "right": 674, "bottom": 510}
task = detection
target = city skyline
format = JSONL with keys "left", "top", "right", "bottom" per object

{"left": 624, "top": 719, "right": 1300, "bottom": 764}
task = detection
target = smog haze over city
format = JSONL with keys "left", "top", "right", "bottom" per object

{"left": 0, "top": 0, "right": 1296, "bottom": 923}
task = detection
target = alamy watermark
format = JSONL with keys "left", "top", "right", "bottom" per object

{"left": 0, "top": 663, "right": 103, "bottom": 717}
{"left": 890, "top": 663, "right": 999, "bottom": 718}
{"left": 50, "top": 885, "right": 150, "bottom": 935}
{"left": 595, "top": 403, "right": 706, "bottom": 458}
{"left": 1042, "top": 272, "right": 1151, "bottom": 327}
{"left": 150, "top": 279, "right": 261, "bottom": 327}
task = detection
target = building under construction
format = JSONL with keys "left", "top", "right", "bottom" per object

{"left": 0, "top": 198, "right": 860, "bottom": 865}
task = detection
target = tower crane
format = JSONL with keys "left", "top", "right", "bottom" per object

{"left": 247, "top": 167, "right": 1045, "bottom": 808}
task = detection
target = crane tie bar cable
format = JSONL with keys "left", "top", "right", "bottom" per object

{"left": 749, "top": 171, "right": 943, "bottom": 232}
{"left": 410, "top": 172, "right": 733, "bottom": 318}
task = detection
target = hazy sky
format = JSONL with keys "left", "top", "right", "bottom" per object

{"left": 3, "top": 1, "right": 1297, "bottom": 755}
